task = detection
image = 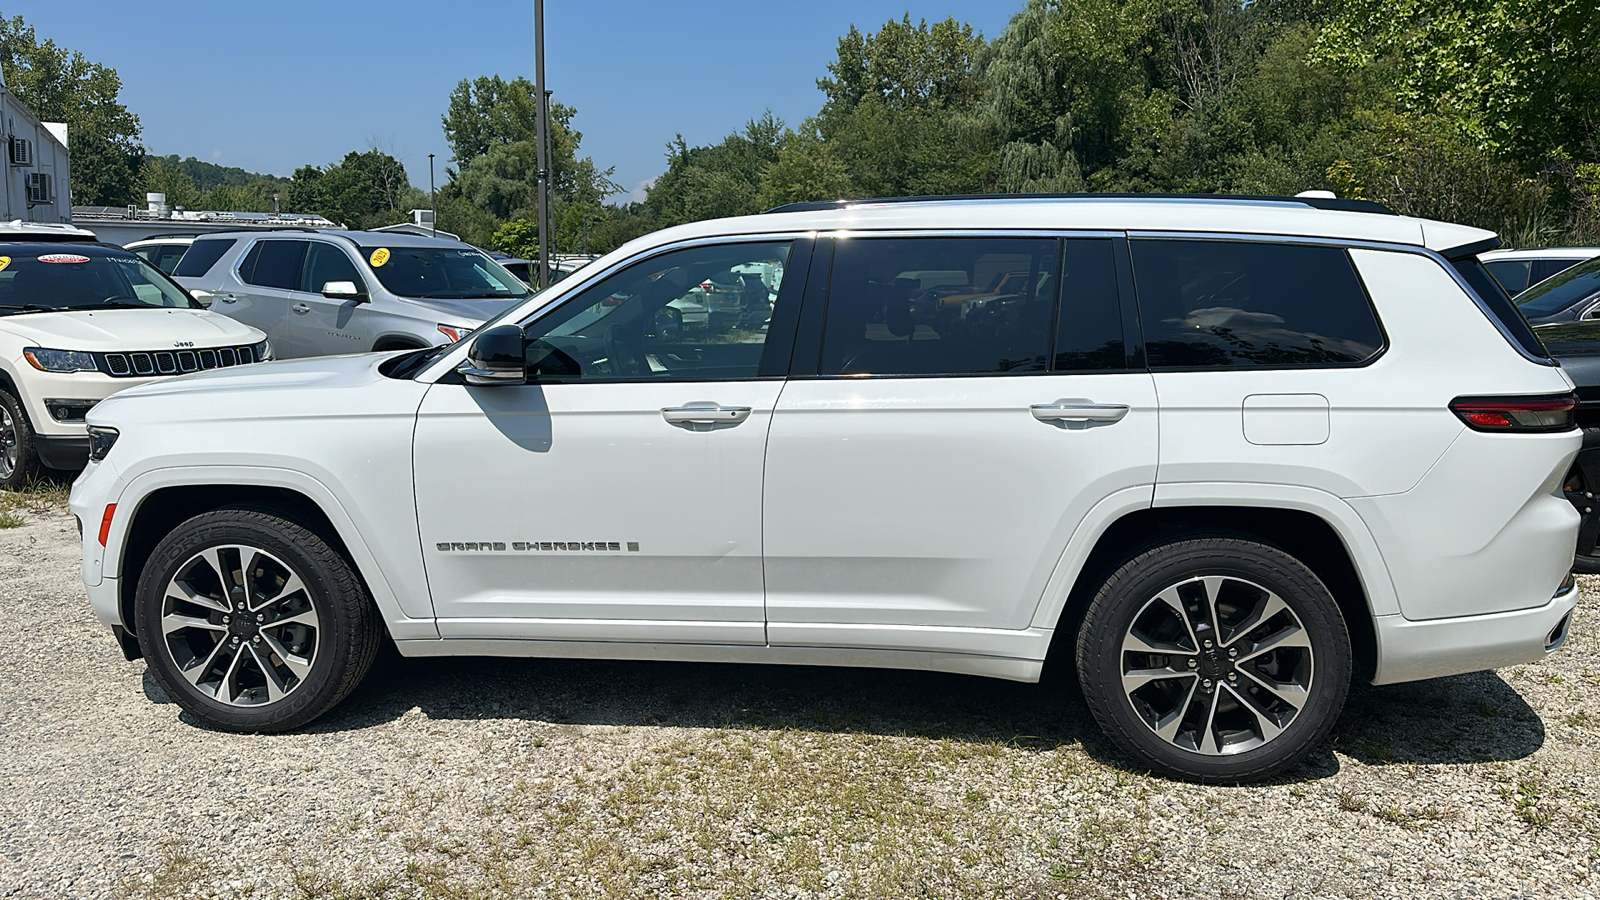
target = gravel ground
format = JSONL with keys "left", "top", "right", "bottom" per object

{"left": 2, "top": 500, "right": 1598, "bottom": 899}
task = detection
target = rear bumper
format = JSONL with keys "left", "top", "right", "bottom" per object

{"left": 1373, "top": 575, "right": 1580, "bottom": 684}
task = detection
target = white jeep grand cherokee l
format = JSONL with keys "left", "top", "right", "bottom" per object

{"left": 0, "top": 224, "right": 268, "bottom": 487}
{"left": 71, "top": 195, "right": 1583, "bottom": 782}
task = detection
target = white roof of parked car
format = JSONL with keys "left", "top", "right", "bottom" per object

{"left": 612, "top": 196, "right": 1497, "bottom": 258}
{"left": 0, "top": 220, "right": 98, "bottom": 240}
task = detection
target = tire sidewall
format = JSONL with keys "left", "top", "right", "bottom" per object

{"left": 1077, "top": 539, "right": 1352, "bottom": 782}
{"left": 135, "top": 512, "right": 357, "bottom": 731}
{"left": 0, "top": 387, "right": 40, "bottom": 489}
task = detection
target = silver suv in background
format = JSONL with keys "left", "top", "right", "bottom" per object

{"left": 173, "top": 231, "right": 531, "bottom": 357}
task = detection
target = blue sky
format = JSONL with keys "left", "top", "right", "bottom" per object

{"left": 9, "top": 0, "right": 1020, "bottom": 203}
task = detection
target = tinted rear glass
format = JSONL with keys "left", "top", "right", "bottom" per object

{"left": 1132, "top": 240, "right": 1384, "bottom": 368}
{"left": 242, "top": 240, "right": 307, "bottom": 290}
{"left": 1055, "top": 238, "right": 1127, "bottom": 371}
{"left": 820, "top": 237, "right": 1055, "bottom": 376}
{"left": 172, "top": 239, "right": 235, "bottom": 277}
{"left": 1515, "top": 256, "right": 1600, "bottom": 319}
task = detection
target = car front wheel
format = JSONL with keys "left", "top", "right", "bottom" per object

{"left": 0, "top": 388, "right": 41, "bottom": 489}
{"left": 1076, "top": 536, "right": 1352, "bottom": 783}
{"left": 134, "top": 507, "right": 381, "bottom": 732}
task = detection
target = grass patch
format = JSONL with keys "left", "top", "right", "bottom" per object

{"left": 1504, "top": 768, "right": 1556, "bottom": 829}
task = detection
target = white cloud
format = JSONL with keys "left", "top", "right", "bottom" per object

{"left": 628, "top": 177, "right": 656, "bottom": 204}
{"left": 211, "top": 149, "right": 223, "bottom": 160}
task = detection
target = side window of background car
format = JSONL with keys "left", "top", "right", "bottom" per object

{"left": 519, "top": 241, "right": 793, "bottom": 381}
{"left": 300, "top": 243, "right": 363, "bottom": 294}
{"left": 1131, "top": 239, "right": 1384, "bottom": 368}
{"left": 239, "top": 240, "right": 308, "bottom": 290}
{"left": 818, "top": 237, "right": 1056, "bottom": 376}
{"left": 173, "top": 239, "right": 235, "bottom": 278}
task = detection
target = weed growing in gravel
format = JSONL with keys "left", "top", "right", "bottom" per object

{"left": 1507, "top": 768, "right": 1556, "bottom": 829}
{"left": 0, "top": 500, "right": 21, "bottom": 528}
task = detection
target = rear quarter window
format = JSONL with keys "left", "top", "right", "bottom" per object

{"left": 1131, "top": 239, "right": 1385, "bottom": 369}
{"left": 172, "top": 239, "right": 236, "bottom": 277}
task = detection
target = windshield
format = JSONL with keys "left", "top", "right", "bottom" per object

{"left": 357, "top": 245, "right": 530, "bottom": 300}
{"left": 1515, "top": 256, "right": 1600, "bottom": 319}
{"left": 0, "top": 246, "right": 197, "bottom": 313}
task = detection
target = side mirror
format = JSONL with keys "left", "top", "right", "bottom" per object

{"left": 459, "top": 324, "right": 527, "bottom": 386}
{"left": 321, "top": 280, "right": 367, "bottom": 301}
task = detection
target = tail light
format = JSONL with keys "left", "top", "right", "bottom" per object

{"left": 1449, "top": 393, "right": 1577, "bottom": 433}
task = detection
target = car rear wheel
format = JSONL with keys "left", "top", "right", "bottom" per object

{"left": 1076, "top": 536, "right": 1351, "bottom": 783}
{"left": 0, "top": 388, "right": 41, "bottom": 490}
{"left": 134, "top": 507, "right": 382, "bottom": 732}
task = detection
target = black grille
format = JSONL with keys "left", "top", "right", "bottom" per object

{"left": 96, "top": 343, "right": 263, "bottom": 378}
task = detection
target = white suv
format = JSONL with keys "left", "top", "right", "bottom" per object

{"left": 71, "top": 196, "right": 1583, "bottom": 782}
{"left": 0, "top": 224, "right": 267, "bottom": 487}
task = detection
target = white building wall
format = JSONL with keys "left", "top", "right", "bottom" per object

{"left": 0, "top": 88, "right": 72, "bottom": 223}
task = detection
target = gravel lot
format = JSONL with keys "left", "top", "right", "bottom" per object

{"left": 2, "top": 498, "right": 1598, "bottom": 899}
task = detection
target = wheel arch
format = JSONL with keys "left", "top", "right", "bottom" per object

{"left": 1038, "top": 497, "right": 1388, "bottom": 684}
{"left": 111, "top": 471, "right": 432, "bottom": 646}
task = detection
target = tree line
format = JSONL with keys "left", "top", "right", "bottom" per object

{"left": 2, "top": 1, "right": 1595, "bottom": 258}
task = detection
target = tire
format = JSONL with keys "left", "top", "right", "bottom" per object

{"left": 0, "top": 387, "right": 42, "bottom": 490}
{"left": 134, "top": 506, "right": 382, "bottom": 732}
{"left": 1075, "top": 536, "right": 1351, "bottom": 783}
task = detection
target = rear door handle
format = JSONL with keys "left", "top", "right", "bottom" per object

{"left": 1030, "top": 402, "right": 1130, "bottom": 423}
{"left": 662, "top": 405, "right": 752, "bottom": 425}
{"left": 292, "top": 303, "right": 311, "bottom": 314}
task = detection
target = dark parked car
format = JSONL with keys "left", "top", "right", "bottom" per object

{"left": 1515, "top": 255, "right": 1600, "bottom": 325}
{"left": 1531, "top": 320, "right": 1600, "bottom": 571}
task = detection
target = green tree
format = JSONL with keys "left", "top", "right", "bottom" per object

{"left": 286, "top": 149, "right": 423, "bottom": 229}
{"left": 1315, "top": 0, "right": 1600, "bottom": 159}
{"left": 0, "top": 13, "right": 142, "bottom": 206}
{"left": 644, "top": 113, "right": 787, "bottom": 226}
{"left": 818, "top": 14, "right": 987, "bottom": 116}
{"left": 487, "top": 219, "right": 540, "bottom": 259}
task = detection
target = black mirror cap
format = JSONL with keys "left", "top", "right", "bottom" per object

{"left": 460, "top": 324, "right": 526, "bottom": 386}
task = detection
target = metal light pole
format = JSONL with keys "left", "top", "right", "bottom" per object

{"left": 428, "top": 153, "right": 437, "bottom": 236}
{"left": 533, "top": 0, "right": 551, "bottom": 289}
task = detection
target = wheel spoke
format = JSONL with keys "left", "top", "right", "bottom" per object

{"left": 1196, "top": 689, "right": 1223, "bottom": 755}
{"left": 1223, "top": 683, "right": 1286, "bottom": 743}
{"left": 248, "top": 644, "right": 290, "bottom": 702}
{"left": 1121, "top": 628, "right": 1190, "bottom": 656}
{"left": 259, "top": 632, "right": 313, "bottom": 681}
{"left": 1221, "top": 592, "right": 1288, "bottom": 648}
{"left": 168, "top": 578, "right": 230, "bottom": 614}
{"left": 162, "top": 613, "right": 224, "bottom": 635}
{"left": 256, "top": 571, "right": 308, "bottom": 612}
{"left": 1152, "top": 587, "right": 1200, "bottom": 649}
{"left": 214, "top": 641, "right": 247, "bottom": 703}
{"left": 180, "top": 638, "right": 232, "bottom": 687}
{"left": 269, "top": 608, "right": 318, "bottom": 629}
{"left": 1122, "top": 665, "right": 1195, "bottom": 696}
{"left": 1153, "top": 678, "right": 1201, "bottom": 743}
{"left": 1237, "top": 624, "right": 1313, "bottom": 663}
{"left": 200, "top": 547, "right": 236, "bottom": 598}
{"left": 1236, "top": 666, "right": 1309, "bottom": 710}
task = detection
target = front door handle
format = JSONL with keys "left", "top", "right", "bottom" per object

{"left": 1030, "top": 401, "right": 1130, "bottom": 423}
{"left": 292, "top": 303, "right": 311, "bottom": 314}
{"left": 218, "top": 293, "right": 237, "bottom": 304}
{"left": 661, "top": 405, "right": 752, "bottom": 425}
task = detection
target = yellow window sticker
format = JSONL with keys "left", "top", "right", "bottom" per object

{"left": 369, "top": 248, "right": 391, "bottom": 268}
{"left": 0, "top": 256, "right": 9, "bottom": 272}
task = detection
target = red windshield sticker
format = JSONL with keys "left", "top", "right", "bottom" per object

{"left": 39, "top": 253, "right": 91, "bottom": 264}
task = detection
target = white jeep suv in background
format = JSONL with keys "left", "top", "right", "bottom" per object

{"left": 72, "top": 195, "right": 1583, "bottom": 782}
{"left": 0, "top": 223, "right": 267, "bottom": 488}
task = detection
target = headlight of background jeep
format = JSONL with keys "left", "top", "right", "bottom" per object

{"left": 253, "top": 339, "right": 273, "bottom": 362}
{"left": 87, "top": 426, "right": 119, "bottom": 462}
{"left": 23, "top": 347, "right": 98, "bottom": 373}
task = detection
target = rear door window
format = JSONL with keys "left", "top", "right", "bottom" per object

{"left": 1131, "top": 239, "right": 1384, "bottom": 368}
{"left": 818, "top": 237, "right": 1056, "bottom": 376}
{"left": 172, "top": 238, "right": 235, "bottom": 277}
{"left": 241, "top": 240, "right": 308, "bottom": 290}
